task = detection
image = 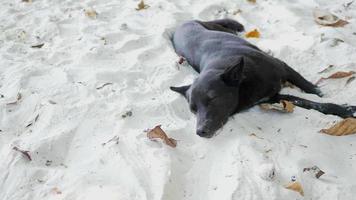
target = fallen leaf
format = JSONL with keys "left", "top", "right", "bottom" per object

{"left": 136, "top": 0, "right": 150, "bottom": 11}
{"left": 316, "top": 71, "right": 355, "bottom": 85}
{"left": 260, "top": 100, "right": 295, "bottom": 113}
{"left": 321, "top": 118, "right": 356, "bottom": 136}
{"left": 285, "top": 181, "right": 304, "bottom": 196}
{"left": 147, "top": 125, "right": 177, "bottom": 148}
{"left": 247, "top": 0, "right": 256, "bottom": 3}
{"left": 13, "top": 146, "right": 32, "bottom": 161}
{"left": 85, "top": 9, "right": 98, "bottom": 19}
{"left": 313, "top": 9, "right": 349, "bottom": 27}
{"left": 245, "top": 29, "right": 260, "bottom": 38}
{"left": 31, "top": 43, "right": 44, "bottom": 48}
{"left": 303, "top": 165, "right": 325, "bottom": 179}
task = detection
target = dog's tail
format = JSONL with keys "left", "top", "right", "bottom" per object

{"left": 271, "top": 94, "right": 356, "bottom": 118}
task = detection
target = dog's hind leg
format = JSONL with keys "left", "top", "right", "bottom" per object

{"left": 197, "top": 19, "right": 244, "bottom": 34}
{"left": 284, "top": 64, "right": 323, "bottom": 97}
{"left": 270, "top": 94, "right": 356, "bottom": 118}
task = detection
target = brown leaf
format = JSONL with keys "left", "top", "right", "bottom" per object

{"left": 314, "top": 9, "right": 349, "bottom": 27}
{"left": 136, "top": 0, "right": 150, "bottom": 11}
{"left": 147, "top": 125, "right": 177, "bottom": 148}
{"left": 260, "top": 100, "right": 295, "bottom": 113}
{"left": 316, "top": 71, "right": 355, "bottom": 85}
{"left": 85, "top": 9, "right": 98, "bottom": 19}
{"left": 245, "top": 29, "right": 260, "bottom": 38}
{"left": 13, "top": 146, "right": 32, "bottom": 161}
{"left": 285, "top": 181, "right": 304, "bottom": 196}
{"left": 247, "top": 0, "right": 256, "bottom": 3}
{"left": 303, "top": 165, "right": 325, "bottom": 179}
{"left": 320, "top": 118, "right": 356, "bottom": 136}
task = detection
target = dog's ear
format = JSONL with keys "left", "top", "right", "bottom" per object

{"left": 170, "top": 85, "right": 190, "bottom": 97}
{"left": 220, "top": 57, "right": 245, "bottom": 86}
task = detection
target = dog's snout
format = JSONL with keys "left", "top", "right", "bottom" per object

{"left": 196, "top": 129, "right": 213, "bottom": 138}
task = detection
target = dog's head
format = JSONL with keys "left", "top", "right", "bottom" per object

{"left": 171, "top": 57, "right": 245, "bottom": 138}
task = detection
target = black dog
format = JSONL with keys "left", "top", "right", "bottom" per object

{"left": 170, "top": 19, "right": 356, "bottom": 138}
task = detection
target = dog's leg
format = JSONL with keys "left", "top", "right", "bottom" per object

{"left": 270, "top": 94, "right": 356, "bottom": 118}
{"left": 284, "top": 64, "right": 323, "bottom": 97}
{"left": 197, "top": 19, "right": 244, "bottom": 34}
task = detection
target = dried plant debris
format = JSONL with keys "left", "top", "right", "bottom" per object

{"left": 321, "top": 118, "right": 356, "bottom": 136}
{"left": 31, "top": 43, "right": 44, "bottom": 48}
{"left": 13, "top": 146, "right": 32, "bottom": 161}
{"left": 313, "top": 9, "right": 349, "bottom": 27}
{"left": 22, "top": 0, "right": 32, "bottom": 2}
{"left": 316, "top": 71, "right": 355, "bottom": 85}
{"left": 7, "top": 93, "right": 22, "bottom": 105}
{"left": 285, "top": 181, "right": 304, "bottom": 196}
{"left": 85, "top": 9, "right": 98, "bottom": 19}
{"left": 245, "top": 29, "right": 260, "bottom": 38}
{"left": 51, "top": 187, "right": 62, "bottom": 194}
{"left": 260, "top": 100, "right": 295, "bottom": 113}
{"left": 96, "top": 83, "right": 113, "bottom": 90}
{"left": 136, "top": 0, "right": 150, "bottom": 11}
{"left": 303, "top": 166, "right": 325, "bottom": 179}
{"left": 121, "top": 110, "right": 133, "bottom": 118}
{"left": 247, "top": 0, "right": 256, "bottom": 3}
{"left": 147, "top": 125, "right": 177, "bottom": 148}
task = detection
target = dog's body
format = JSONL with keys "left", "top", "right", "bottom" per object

{"left": 171, "top": 19, "right": 356, "bottom": 138}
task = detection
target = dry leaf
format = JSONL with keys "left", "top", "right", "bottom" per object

{"left": 316, "top": 71, "right": 355, "bottom": 85}
{"left": 260, "top": 100, "right": 295, "bottom": 113}
{"left": 321, "top": 118, "right": 356, "bottom": 136}
{"left": 303, "top": 166, "right": 325, "bottom": 179}
{"left": 147, "top": 125, "right": 177, "bottom": 148}
{"left": 313, "top": 9, "right": 349, "bottom": 27}
{"left": 85, "top": 9, "right": 98, "bottom": 19}
{"left": 245, "top": 29, "right": 260, "bottom": 38}
{"left": 285, "top": 181, "right": 304, "bottom": 196}
{"left": 136, "top": 0, "right": 150, "bottom": 11}
{"left": 247, "top": 0, "right": 256, "bottom": 3}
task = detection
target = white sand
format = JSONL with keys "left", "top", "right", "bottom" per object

{"left": 1, "top": 0, "right": 356, "bottom": 199}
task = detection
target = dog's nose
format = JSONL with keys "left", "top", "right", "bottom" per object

{"left": 196, "top": 129, "right": 213, "bottom": 138}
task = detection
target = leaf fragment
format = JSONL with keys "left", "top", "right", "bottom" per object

{"left": 260, "top": 100, "right": 295, "bottom": 113}
{"left": 303, "top": 165, "right": 325, "bottom": 179}
{"left": 136, "top": 0, "right": 150, "bottom": 11}
{"left": 316, "top": 71, "right": 355, "bottom": 85}
{"left": 285, "top": 181, "right": 304, "bottom": 196}
{"left": 85, "top": 9, "right": 98, "bottom": 19}
{"left": 247, "top": 0, "right": 256, "bottom": 3}
{"left": 147, "top": 125, "right": 177, "bottom": 148}
{"left": 245, "top": 29, "right": 260, "bottom": 38}
{"left": 313, "top": 9, "right": 349, "bottom": 27}
{"left": 320, "top": 118, "right": 356, "bottom": 136}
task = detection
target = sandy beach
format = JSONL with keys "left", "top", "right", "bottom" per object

{"left": 1, "top": 0, "right": 356, "bottom": 199}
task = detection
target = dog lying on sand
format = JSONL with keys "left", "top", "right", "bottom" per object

{"left": 170, "top": 19, "right": 356, "bottom": 138}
